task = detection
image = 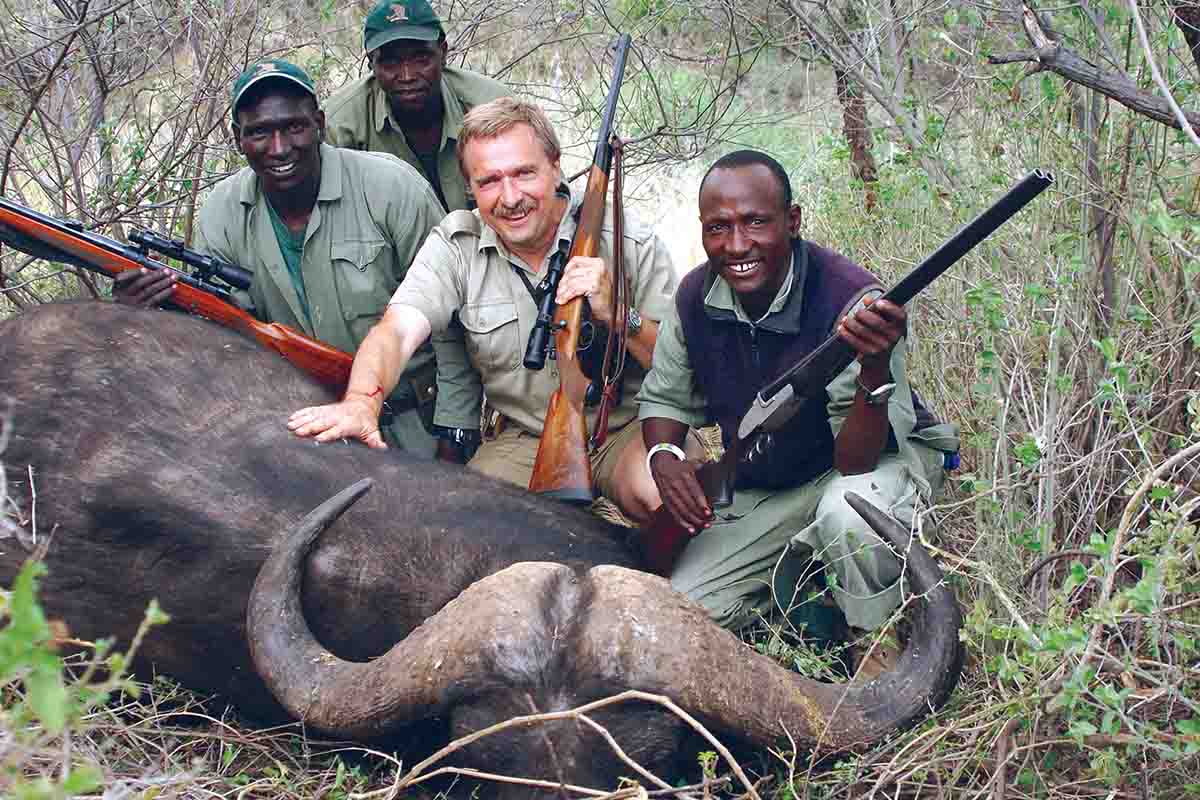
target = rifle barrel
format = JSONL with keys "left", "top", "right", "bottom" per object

{"left": 757, "top": 169, "right": 1054, "bottom": 402}
{"left": 593, "top": 34, "right": 631, "bottom": 174}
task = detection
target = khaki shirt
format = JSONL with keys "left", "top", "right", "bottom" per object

{"left": 390, "top": 186, "right": 677, "bottom": 436}
{"left": 324, "top": 66, "right": 510, "bottom": 212}
{"left": 194, "top": 143, "right": 479, "bottom": 423}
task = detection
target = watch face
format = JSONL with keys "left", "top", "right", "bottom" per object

{"left": 627, "top": 307, "right": 642, "bottom": 334}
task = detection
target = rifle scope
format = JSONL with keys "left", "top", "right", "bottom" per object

{"left": 523, "top": 248, "right": 569, "bottom": 370}
{"left": 129, "top": 229, "right": 252, "bottom": 291}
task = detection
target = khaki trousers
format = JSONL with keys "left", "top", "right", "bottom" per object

{"left": 468, "top": 420, "right": 646, "bottom": 497}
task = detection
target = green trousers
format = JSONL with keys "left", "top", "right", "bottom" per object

{"left": 669, "top": 443, "right": 945, "bottom": 633}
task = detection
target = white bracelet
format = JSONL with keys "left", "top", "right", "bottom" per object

{"left": 645, "top": 442, "right": 687, "bottom": 475}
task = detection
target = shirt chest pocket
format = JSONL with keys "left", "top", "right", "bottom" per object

{"left": 332, "top": 239, "right": 390, "bottom": 335}
{"left": 459, "top": 300, "right": 521, "bottom": 373}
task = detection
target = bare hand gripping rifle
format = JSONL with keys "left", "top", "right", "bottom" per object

{"left": 636, "top": 169, "right": 1055, "bottom": 575}
{"left": 526, "top": 33, "right": 632, "bottom": 503}
{"left": 0, "top": 196, "right": 353, "bottom": 392}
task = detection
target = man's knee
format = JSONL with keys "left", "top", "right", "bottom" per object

{"left": 609, "top": 464, "right": 660, "bottom": 525}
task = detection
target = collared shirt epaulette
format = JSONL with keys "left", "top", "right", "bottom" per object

{"left": 440, "top": 209, "right": 482, "bottom": 238}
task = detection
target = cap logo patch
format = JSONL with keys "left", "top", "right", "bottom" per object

{"left": 386, "top": 3, "right": 408, "bottom": 22}
{"left": 255, "top": 62, "right": 278, "bottom": 77}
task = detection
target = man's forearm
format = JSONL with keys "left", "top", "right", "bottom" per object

{"left": 833, "top": 361, "right": 891, "bottom": 474}
{"left": 626, "top": 318, "right": 659, "bottom": 369}
{"left": 344, "top": 304, "right": 433, "bottom": 416}
{"left": 643, "top": 416, "right": 689, "bottom": 452}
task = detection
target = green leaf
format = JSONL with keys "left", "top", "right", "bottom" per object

{"left": 144, "top": 599, "right": 171, "bottom": 628}
{"left": 1149, "top": 485, "right": 1175, "bottom": 502}
{"left": 1178, "top": 718, "right": 1200, "bottom": 736}
{"left": 62, "top": 764, "right": 103, "bottom": 794}
{"left": 1040, "top": 74, "right": 1058, "bottom": 102}
{"left": 1069, "top": 719, "right": 1098, "bottom": 739}
{"left": 25, "top": 663, "right": 68, "bottom": 734}
{"left": 1066, "top": 561, "right": 1088, "bottom": 590}
{"left": 1014, "top": 436, "right": 1042, "bottom": 467}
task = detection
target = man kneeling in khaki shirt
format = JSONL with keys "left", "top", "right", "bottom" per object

{"left": 288, "top": 97, "right": 701, "bottom": 524}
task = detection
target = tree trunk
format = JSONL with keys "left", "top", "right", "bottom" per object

{"left": 1171, "top": 1, "right": 1200, "bottom": 74}
{"left": 833, "top": 2, "right": 879, "bottom": 212}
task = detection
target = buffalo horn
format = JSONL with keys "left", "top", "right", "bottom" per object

{"left": 573, "top": 491, "right": 962, "bottom": 751}
{"left": 247, "top": 478, "right": 577, "bottom": 739}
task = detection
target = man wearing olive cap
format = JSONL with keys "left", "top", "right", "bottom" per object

{"left": 324, "top": 0, "right": 509, "bottom": 213}
{"left": 115, "top": 60, "right": 479, "bottom": 459}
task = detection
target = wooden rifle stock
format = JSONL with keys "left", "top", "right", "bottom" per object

{"left": 0, "top": 196, "right": 352, "bottom": 392}
{"left": 635, "top": 169, "right": 1055, "bottom": 576}
{"left": 527, "top": 34, "right": 632, "bottom": 503}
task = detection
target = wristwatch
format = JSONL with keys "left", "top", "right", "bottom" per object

{"left": 433, "top": 426, "right": 481, "bottom": 448}
{"left": 626, "top": 306, "right": 643, "bottom": 337}
{"left": 857, "top": 376, "right": 897, "bottom": 407}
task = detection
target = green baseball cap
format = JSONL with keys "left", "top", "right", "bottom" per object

{"left": 363, "top": 0, "right": 443, "bottom": 52}
{"left": 230, "top": 59, "right": 317, "bottom": 120}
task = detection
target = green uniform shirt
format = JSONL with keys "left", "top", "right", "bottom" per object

{"left": 324, "top": 66, "right": 510, "bottom": 212}
{"left": 389, "top": 185, "right": 678, "bottom": 437}
{"left": 264, "top": 200, "right": 311, "bottom": 327}
{"left": 193, "top": 143, "right": 481, "bottom": 427}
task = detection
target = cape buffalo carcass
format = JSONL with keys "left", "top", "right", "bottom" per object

{"left": 0, "top": 302, "right": 962, "bottom": 796}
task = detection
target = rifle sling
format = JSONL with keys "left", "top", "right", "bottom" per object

{"left": 589, "top": 136, "right": 629, "bottom": 451}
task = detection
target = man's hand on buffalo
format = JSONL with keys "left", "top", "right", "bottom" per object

{"left": 288, "top": 394, "right": 387, "bottom": 449}
{"left": 113, "top": 267, "right": 177, "bottom": 307}
{"left": 650, "top": 452, "right": 713, "bottom": 535}
{"left": 644, "top": 418, "right": 713, "bottom": 535}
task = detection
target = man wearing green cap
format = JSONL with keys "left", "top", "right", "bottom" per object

{"left": 115, "top": 59, "right": 481, "bottom": 460}
{"left": 324, "top": 0, "right": 509, "bottom": 213}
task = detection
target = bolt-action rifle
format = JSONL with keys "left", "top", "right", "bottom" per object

{"left": 636, "top": 169, "right": 1055, "bottom": 575}
{"left": 0, "top": 196, "right": 353, "bottom": 392}
{"left": 526, "top": 33, "right": 632, "bottom": 503}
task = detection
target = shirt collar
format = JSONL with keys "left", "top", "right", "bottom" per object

{"left": 703, "top": 246, "right": 798, "bottom": 324}
{"left": 238, "top": 143, "right": 343, "bottom": 207}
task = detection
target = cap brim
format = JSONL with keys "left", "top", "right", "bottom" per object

{"left": 232, "top": 74, "right": 317, "bottom": 117}
{"left": 365, "top": 24, "right": 440, "bottom": 52}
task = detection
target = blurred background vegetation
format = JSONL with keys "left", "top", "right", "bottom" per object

{"left": 1, "top": 0, "right": 1199, "bottom": 796}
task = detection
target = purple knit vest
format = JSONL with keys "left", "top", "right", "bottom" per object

{"left": 676, "top": 239, "right": 881, "bottom": 487}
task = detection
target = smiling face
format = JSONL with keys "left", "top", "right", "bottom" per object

{"left": 698, "top": 163, "right": 801, "bottom": 317}
{"left": 461, "top": 123, "right": 565, "bottom": 263}
{"left": 233, "top": 87, "right": 325, "bottom": 199}
{"left": 371, "top": 38, "right": 447, "bottom": 120}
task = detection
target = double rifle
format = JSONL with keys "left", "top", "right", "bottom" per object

{"left": 0, "top": 197, "right": 352, "bottom": 392}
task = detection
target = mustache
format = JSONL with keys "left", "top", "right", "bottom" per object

{"left": 494, "top": 200, "right": 535, "bottom": 219}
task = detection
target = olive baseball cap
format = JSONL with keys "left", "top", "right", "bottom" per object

{"left": 230, "top": 59, "right": 318, "bottom": 120}
{"left": 363, "top": 0, "right": 443, "bottom": 52}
